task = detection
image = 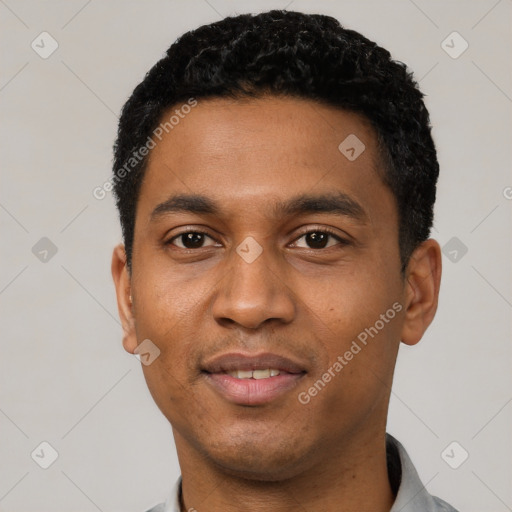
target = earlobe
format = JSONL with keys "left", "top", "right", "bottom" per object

{"left": 111, "top": 244, "right": 138, "bottom": 354}
{"left": 400, "top": 239, "right": 442, "bottom": 346}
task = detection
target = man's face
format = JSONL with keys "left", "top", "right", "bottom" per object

{"left": 122, "top": 96, "right": 409, "bottom": 479}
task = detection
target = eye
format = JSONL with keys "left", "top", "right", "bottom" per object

{"left": 167, "top": 231, "right": 218, "bottom": 249}
{"left": 292, "top": 228, "right": 348, "bottom": 250}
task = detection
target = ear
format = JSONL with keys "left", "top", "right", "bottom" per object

{"left": 400, "top": 238, "right": 442, "bottom": 346}
{"left": 111, "top": 243, "right": 138, "bottom": 354}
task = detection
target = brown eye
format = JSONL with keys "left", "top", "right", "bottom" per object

{"left": 168, "top": 231, "right": 217, "bottom": 249}
{"left": 293, "top": 229, "right": 347, "bottom": 250}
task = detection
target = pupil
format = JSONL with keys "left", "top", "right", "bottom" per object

{"left": 183, "top": 233, "right": 204, "bottom": 248}
{"left": 307, "top": 232, "right": 327, "bottom": 249}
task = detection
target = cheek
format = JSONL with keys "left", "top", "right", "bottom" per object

{"left": 133, "top": 259, "right": 210, "bottom": 337}
{"left": 300, "top": 326, "right": 400, "bottom": 437}
{"left": 300, "top": 269, "right": 396, "bottom": 340}
{"left": 132, "top": 270, "right": 207, "bottom": 400}
{"left": 140, "top": 359, "right": 196, "bottom": 433}
{"left": 297, "top": 269, "right": 402, "bottom": 399}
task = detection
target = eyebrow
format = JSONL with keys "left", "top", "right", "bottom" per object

{"left": 150, "top": 192, "right": 368, "bottom": 223}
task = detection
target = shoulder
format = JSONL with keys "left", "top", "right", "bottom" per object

{"left": 432, "top": 495, "right": 460, "bottom": 512}
{"left": 144, "top": 504, "right": 166, "bottom": 512}
{"left": 143, "top": 476, "right": 182, "bottom": 512}
{"left": 387, "top": 434, "right": 460, "bottom": 512}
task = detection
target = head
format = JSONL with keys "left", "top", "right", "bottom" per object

{"left": 112, "top": 10, "right": 441, "bottom": 481}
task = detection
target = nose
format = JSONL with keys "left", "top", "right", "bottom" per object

{"left": 211, "top": 244, "right": 296, "bottom": 330}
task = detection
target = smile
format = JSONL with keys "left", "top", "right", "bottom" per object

{"left": 202, "top": 352, "right": 307, "bottom": 405}
{"left": 227, "top": 369, "right": 281, "bottom": 379}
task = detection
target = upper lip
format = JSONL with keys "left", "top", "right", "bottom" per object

{"left": 202, "top": 352, "right": 307, "bottom": 374}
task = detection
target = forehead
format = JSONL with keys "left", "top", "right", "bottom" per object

{"left": 136, "top": 96, "right": 395, "bottom": 227}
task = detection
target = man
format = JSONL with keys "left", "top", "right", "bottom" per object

{"left": 111, "top": 9, "right": 457, "bottom": 512}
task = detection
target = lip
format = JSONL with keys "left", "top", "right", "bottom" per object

{"left": 202, "top": 352, "right": 306, "bottom": 374}
{"left": 202, "top": 352, "right": 307, "bottom": 406}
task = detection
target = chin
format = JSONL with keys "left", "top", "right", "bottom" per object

{"left": 202, "top": 435, "right": 313, "bottom": 482}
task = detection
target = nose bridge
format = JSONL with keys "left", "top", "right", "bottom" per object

{"left": 212, "top": 239, "right": 295, "bottom": 329}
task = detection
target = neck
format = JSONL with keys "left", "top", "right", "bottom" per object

{"left": 174, "top": 429, "right": 395, "bottom": 512}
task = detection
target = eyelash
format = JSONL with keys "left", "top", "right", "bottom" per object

{"left": 303, "top": 228, "right": 350, "bottom": 247}
{"left": 165, "top": 227, "right": 349, "bottom": 251}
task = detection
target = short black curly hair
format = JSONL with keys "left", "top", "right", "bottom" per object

{"left": 112, "top": 9, "right": 439, "bottom": 273}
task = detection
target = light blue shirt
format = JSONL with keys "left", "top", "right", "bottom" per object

{"left": 145, "top": 434, "right": 458, "bottom": 512}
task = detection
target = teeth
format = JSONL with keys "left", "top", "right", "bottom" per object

{"left": 234, "top": 370, "right": 253, "bottom": 379}
{"left": 253, "top": 369, "right": 270, "bottom": 379}
{"left": 228, "top": 369, "right": 281, "bottom": 379}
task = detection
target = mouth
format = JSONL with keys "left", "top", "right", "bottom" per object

{"left": 224, "top": 368, "right": 283, "bottom": 379}
{"left": 202, "top": 352, "right": 307, "bottom": 406}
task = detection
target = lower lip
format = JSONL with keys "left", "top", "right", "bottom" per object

{"left": 205, "top": 372, "right": 305, "bottom": 405}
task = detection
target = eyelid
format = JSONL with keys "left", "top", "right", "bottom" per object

{"left": 165, "top": 225, "right": 351, "bottom": 249}
{"left": 290, "top": 226, "right": 350, "bottom": 247}
{"left": 166, "top": 227, "right": 219, "bottom": 248}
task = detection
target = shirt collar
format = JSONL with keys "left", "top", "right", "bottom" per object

{"left": 387, "top": 434, "right": 453, "bottom": 511}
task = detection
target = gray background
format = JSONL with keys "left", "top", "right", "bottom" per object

{"left": 1, "top": 0, "right": 510, "bottom": 511}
